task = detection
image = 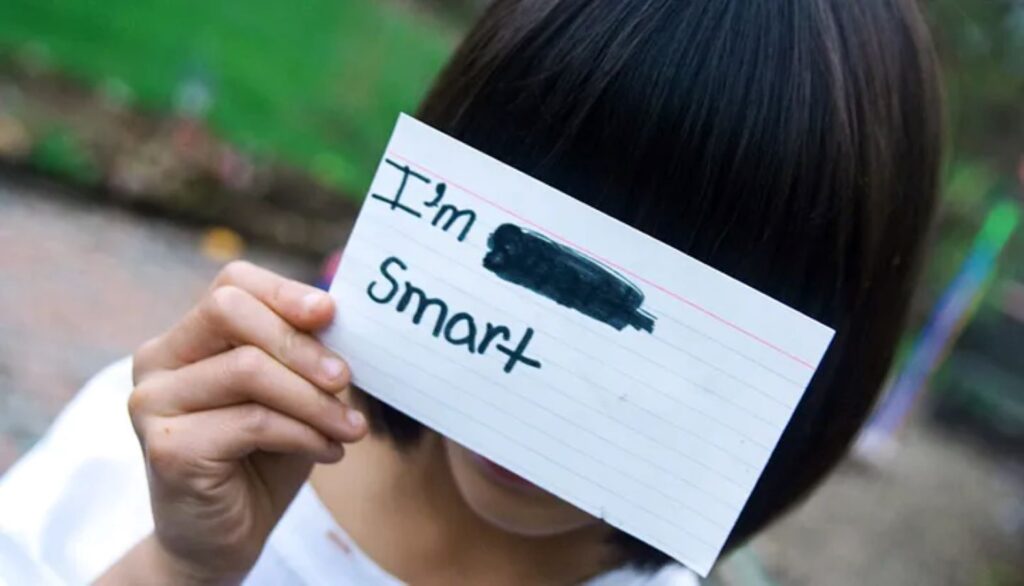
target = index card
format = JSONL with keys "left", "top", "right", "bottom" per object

{"left": 321, "top": 114, "right": 835, "bottom": 576}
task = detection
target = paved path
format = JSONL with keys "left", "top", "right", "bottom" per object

{"left": 746, "top": 425, "right": 1023, "bottom": 586}
{"left": 0, "top": 176, "right": 315, "bottom": 471}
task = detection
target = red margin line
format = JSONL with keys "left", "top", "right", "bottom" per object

{"left": 386, "top": 151, "right": 816, "bottom": 370}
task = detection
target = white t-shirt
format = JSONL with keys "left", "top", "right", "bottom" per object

{"left": 0, "top": 359, "right": 697, "bottom": 585}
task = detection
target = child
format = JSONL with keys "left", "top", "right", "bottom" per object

{"left": 0, "top": 0, "right": 942, "bottom": 583}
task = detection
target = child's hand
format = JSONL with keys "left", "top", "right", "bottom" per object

{"left": 115, "top": 261, "right": 368, "bottom": 584}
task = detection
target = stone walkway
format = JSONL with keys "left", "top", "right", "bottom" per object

{"left": 0, "top": 176, "right": 315, "bottom": 471}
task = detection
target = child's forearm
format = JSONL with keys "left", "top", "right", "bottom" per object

{"left": 94, "top": 533, "right": 242, "bottom": 586}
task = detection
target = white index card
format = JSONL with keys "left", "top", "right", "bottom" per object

{"left": 321, "top": 113, "right": 835, "bottom": 576}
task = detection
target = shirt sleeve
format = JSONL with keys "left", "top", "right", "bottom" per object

{"left": 0, "top": 358, "right": 154, "bottom": 585}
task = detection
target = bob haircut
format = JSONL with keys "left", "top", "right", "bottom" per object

{"left": 354, "top": 0, "right": 943, "bottom": 570}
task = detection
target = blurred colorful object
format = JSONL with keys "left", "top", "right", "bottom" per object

{"left": 200, "top": 226, "right": 245, "bottom": 262}
{"left": 859, "top": 196, "right": 1022, "bottom": 456}
{"left": 317, "top": 249, "right": 342, "bottom": 291}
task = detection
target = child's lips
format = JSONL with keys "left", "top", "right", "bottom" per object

{"left": 469, "top": 452, "right": 543, "bottom": 494}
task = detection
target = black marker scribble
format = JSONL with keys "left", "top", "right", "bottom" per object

{"left": 483, "top": 224, "right": 656, "bottom": 334}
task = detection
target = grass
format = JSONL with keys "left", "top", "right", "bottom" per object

{"left": 0, "top": 0, "right": 455, "bottom": 199}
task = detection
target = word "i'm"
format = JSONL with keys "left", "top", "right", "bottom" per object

{"left": 371, "top": 159, "right": 477, "bottom": 242}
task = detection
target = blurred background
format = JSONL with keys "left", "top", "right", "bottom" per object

{"left": 0, "top": 1, "right": 1021, "bottom": 584}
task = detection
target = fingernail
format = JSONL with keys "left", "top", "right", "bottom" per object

{"left": 346, "top": 409, "right": 366, "bottom": 430}
{"left": 320, "top": 356, "right": 346, "bottom": 381}
{"left": 302, "top": 292, "right": 327, "bottom": 316}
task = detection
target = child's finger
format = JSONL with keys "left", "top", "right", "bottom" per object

{"left": 138, "top": 284, "right": 349, "bottom": 392}
{"left": 189, "top": 404, "right": 344, "bottom": 462}
{"left": 144, "top": 404, "right": 344, "bottom": 488}
{"left": 130, "top": 346, "right": 367, "bottom": 444}
{"left": 211, "top": 260, "right": 335, "bottom": 331}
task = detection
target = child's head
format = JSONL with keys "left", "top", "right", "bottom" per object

{"left": 360, "top": 0, "right": 943, "bottom": 569}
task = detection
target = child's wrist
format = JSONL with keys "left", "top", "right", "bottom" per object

{"left": 142, "top": 534, "right": 244, "bottom": 586}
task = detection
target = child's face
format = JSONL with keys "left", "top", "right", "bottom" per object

{"left": 443, "top": 438, "right": 600, "bottom": 536}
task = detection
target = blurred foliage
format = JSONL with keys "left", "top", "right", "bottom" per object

{"left": 921, "top": 0, "right": 1024, "bottom": 302}
{"left": 29, "top": 127, "right": 99, "bottom": 185}
{"left": 929, "top": 0, "right": 1024, "bottom": 168}
{"left": 0, "top": 0, "right": 455, "bottom": 199}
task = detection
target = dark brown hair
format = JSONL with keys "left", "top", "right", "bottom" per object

{"left": 358, "top": 0, "right": 943, "bottom": 570}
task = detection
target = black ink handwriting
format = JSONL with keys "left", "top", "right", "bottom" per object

{"left": 368, "top": 255, "right": 542, "bottom": 373}
{"left": 370, "top": 158, "right": 476, "bottom": 242}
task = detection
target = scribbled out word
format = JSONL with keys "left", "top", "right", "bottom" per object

{"left": 483, "top": 224, "right": 656, "bottom": 334}
{"left": 370, "top": 158, "right": 476, "bottom": 242}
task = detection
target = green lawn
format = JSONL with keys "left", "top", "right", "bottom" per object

{"left": 0, "top": 0, "right": 455, "bottom": 198}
